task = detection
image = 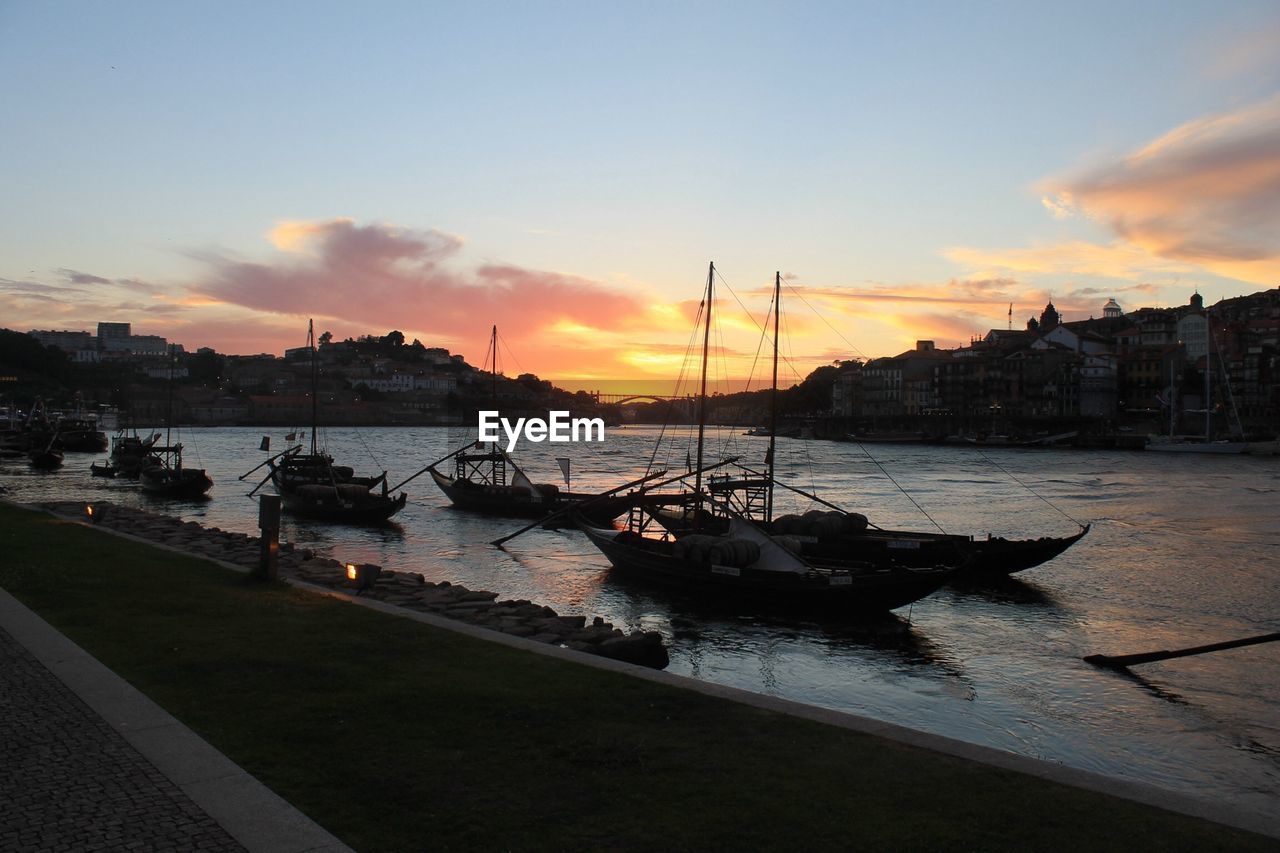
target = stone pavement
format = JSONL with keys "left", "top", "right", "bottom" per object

{"left": 0, "top": 590, "right": 350, "bottom": 853}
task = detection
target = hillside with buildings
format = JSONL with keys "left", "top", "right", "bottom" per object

{"left": 826, "top": 289, "right": 1280, "bottom": 442}
{"left": 8, "top": 325, "right": 608, "bottom": 427}
{"left": 9, "top": 287, "right": 1279, "bottom": 441}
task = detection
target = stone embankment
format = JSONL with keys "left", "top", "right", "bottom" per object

{"left": 40, "top": 501, "right": 669, "bottom": 670}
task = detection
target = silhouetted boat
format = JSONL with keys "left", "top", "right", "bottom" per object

{"left": 642, "top": 269, "right": 1090, "bottom": 581}
{"left": 138, "top": 445, "right": 214, "bottom": 498}
{"left": 577, "top": 265, "right": 960, "bottom": 614}
{"left": 137, "top": 346, "right": 213, "bottom": 498}
{"left": 428, "top": 326, "right": 592, "bottom": 519}
{"left": 260, "top": 320, "right": 406, "bottom": 523}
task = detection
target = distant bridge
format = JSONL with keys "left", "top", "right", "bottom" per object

{"left": 592, "top": 393, "right": 694, "bottom": 406}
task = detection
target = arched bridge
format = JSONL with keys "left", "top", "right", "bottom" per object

{"left": 592, "top": 393, "right": 695, "bottom": 406}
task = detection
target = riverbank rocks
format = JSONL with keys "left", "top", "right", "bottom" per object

{"left": 40, "top": 500, "right": 670, "bottom": 670}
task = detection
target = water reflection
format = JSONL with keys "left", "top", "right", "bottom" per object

{"left": 946, "top": 575, "right": 1059, "bottom": 608}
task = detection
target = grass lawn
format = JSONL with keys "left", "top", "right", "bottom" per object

{"left": 1, "top": 502, "right": 1273, "bottom": 852}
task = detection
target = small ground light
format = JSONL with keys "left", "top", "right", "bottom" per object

{"left": 85, "top": 504, "right": 102, "bottom": 523}
{"left": 344, "top": 562, "right": 381, "bottom": 593}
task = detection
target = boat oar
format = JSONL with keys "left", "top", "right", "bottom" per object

{"left": 1084, "top": 631, "right": 1280, "bottom": 670}
{"left": 386, "top": 442, "right": 484, "bottom": 494}
{"left": 246, "top": 467, "right": 275, "bottom": 497}
{"left": 490, "top": 468, "right": 670, "bottom": 547}
{"left": 238, "top": 446, "right": 298, "bottom": 481}
{"left": 491, "top": 456, "right": 742, "bottom": 547}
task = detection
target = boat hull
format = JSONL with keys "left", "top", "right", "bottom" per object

{"left": 138, "top": 467, "right": 214, "bottom": 498}
{"left": 281, "top": 490, "right": 407, "bottom": 523}
{"left": 655, "top": 508, "right": 1087, "bottom": 578}
{"left": 812, "top": 526, "right": 1089, "bottom": 577}
{"left": 578, "top": 522, "right": 954, "bottom": 614}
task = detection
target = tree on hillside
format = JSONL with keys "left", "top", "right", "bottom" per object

{"left": 188, "top": 350, "right": 225, "bottom": 387}
{"left": 384, "top": 330, "right": 405, "bottom": 348}
{"left": 0, "top": 329, "right": 73, "bottom": 394}
{"left": 319, "top": 330, "right": 333, "bottom": 346}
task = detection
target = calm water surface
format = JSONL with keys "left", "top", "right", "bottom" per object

{"left": 5, "top": 424, "right": 1278, "bottom": 820}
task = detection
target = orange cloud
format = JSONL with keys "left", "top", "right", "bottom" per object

{"left": 945, "top": 241, "right": 1193, "bottom": 281}
{"left": 1037, "top": 96, "right": 1280, "bottom": 284}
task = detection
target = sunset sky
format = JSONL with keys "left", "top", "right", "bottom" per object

{"left": 3, "top": 2, "right": 1278, "bottom": 394}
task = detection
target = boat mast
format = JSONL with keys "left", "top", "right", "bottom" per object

{"left": 491, "top": 324, "right": 498, "bottom": 404}
{"left": 766, "top": 271, "right": 780, "bottom": 522}
{"left": 1205, "top": 331, "right": 1212, "bottom": 442}
{"left": 164, "top": 343, "right": 174, "bottom": 451}
{"left": 309, "top": 319, "right": 318, "bottom": 456}
{"left": 693, "top": 261, "right": 714, "bottom": 510}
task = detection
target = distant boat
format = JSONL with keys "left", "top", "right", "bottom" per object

{"left": 138, "top": 345, "right": 213, "bottom": 498}
{"left": 428, "top": 325, "right": 596, "bottom": 520}
{"left": 138, "top": 444, "right": 214, "bottom": 498}
{"left": 261, "top": 320, "right": 406, "bottom": 524}
{"left": 1246, "top": 437, "right": 1280, "bottom": 456}
{"left": 1146, "top": 437, "right": 1247, "bottom": 455}
{"left": 28, "top": 441, "right": 64, "bottom": 470}
{"left": 1148, "top": 319, "right": 1247, "bottom": 454}
{"left": 848, "top": 432, "right": 947, "bottom": 445}
{"left": 107, "top": 430, "right": 162, "bottom": 478}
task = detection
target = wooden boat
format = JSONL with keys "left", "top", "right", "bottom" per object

{"left": 759, "top": 509, "right": 1088, "bottom": 578}
{"left": 578, "top": 515, "right": 956, "bottom": 613}
{"left": 427, "top": 326, "right": 593, "bottom": 520}
{"left": 428, "top": 447, "right": 597, "bottom": 518}
{"left": 137, "top": 353, "right": 214, "bottom": 498}
{"left": 281, "top": 481, "right": 407, "bottom": 523}
{"left": 1147, "top": 321, "right": 1247, "bottom": 454}
{"left": 53, "top": 414, "right": 109, "bottom": 452}
{"left": 109, "top": 431, "right": 162, "bottom": 478}
{"left": 138, "top": 444, "right": 214, "bottom": 498}
{"left": 257, "top": 321, "right": 407, "bottom": 524}
{"left": 637, "top": 269, "right": 1090, "bottom": 582}
{"left": 575, "top": 265, "right": 960, "bottom": 615}
{"left": 28, "top": 446, "right": 64, "bottom": 470}
{"left": 269, "top": 447, "right": 385, "bottom": 493}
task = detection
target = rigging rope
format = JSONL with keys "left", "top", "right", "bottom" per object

{"left": 974, "top": 450, "right": 1086, "bottom": 529}
{"left": 647, "top": 293, "right": 704, "bottom": 478}
{"left": 853, "top": 441, "right": 949, "bottom": 534}
{"left": 355, "top": 428, "right": 384, "bottom": 471}
{"left": 784, "top": 282, "right": 870, "bottom": 362}
{"left": 496, "top": 329, "right": 525, "bottom": 376}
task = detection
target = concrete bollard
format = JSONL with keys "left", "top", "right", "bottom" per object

{"left": 256, "top": 494, "right": 281, "bottom": 580}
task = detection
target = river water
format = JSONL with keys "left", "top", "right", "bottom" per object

{"left": 4, "top": 424, "right": 1278, "bottom": 822}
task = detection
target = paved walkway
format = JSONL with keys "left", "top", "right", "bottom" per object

{"left": 0, "top": 589, "right": 350, "bottom": 853}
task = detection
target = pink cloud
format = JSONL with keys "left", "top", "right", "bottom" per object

{"left": 1039, "top": 96, "right": 1280, "bottom": 283}
{"left": 195, "top": 219, "right": 645, "bottom": 344}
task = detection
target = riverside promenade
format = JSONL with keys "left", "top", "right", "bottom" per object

{"left": 2, "top": 497, "right": 1278, "bottom": 851}
{"left": 0, "top": 588, "right": 350, "bottom": 853}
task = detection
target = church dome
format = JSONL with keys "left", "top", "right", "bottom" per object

{"left": 1103, "top": 298, "right": 1122, "bottom": 318}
